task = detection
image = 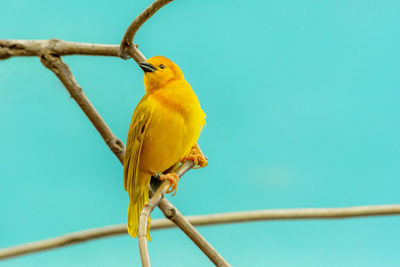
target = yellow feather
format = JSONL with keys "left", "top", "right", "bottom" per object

{"left": 123, "top": 56, "right": 206, "bottom": 240}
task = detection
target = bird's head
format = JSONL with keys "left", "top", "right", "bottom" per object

{"left": 139, "top": 56, "right": 184, "bottom": 92}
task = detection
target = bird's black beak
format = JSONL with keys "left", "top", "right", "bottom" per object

{"left": 139, "top": 62, "right": 156, "bottom": 73}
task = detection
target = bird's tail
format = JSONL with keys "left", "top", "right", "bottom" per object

{"left": 127, "top": 179, "right": 151, "bottom": 241}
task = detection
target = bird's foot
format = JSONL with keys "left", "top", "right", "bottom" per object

{"left": 159, "top": 173, "right": 179, "bottom": 196}
{"left": 181, "top": 146, "right": 208, "bottom": 169}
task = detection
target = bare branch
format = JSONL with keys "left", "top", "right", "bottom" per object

{"left": 1, "top": 1, "right": 398, "bottom": 266}
{"left": 1, "top": 204, "right": 399, "bottom": 261}
{"left": 120, "top": 0, "right": 173, "bottom": 61}
{"left": 0, "top": 39, "right": 120, "bottom": 59}
{"left": 40, "top": 54, "right": 125, "bottom": 163}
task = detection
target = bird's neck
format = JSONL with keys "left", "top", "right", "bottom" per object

{"left": 149, "top": 80, "right": 199, "bottom": 117}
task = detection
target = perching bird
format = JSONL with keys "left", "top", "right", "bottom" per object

{"left": 123, "top": 56, "right": 207, "bottom": 240}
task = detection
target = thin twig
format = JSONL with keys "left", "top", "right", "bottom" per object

{"left": 0, "top": 39, "right": 120, "bottom": 59}
{"left": 1, "top": 204, "right": 399, "bottom": 261}
{"left": 119, "top": 0, "right": 173, "bottom": 61}
{"left": 40, "top": 54, "right": 125, "bottom": 163}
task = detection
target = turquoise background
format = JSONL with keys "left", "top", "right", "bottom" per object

{"left": 1, "top": 0, "right": 400, "bottom": 266}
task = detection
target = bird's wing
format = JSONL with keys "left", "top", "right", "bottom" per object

{"left": 123, "top": 94, "right": 152, "bottom": 198}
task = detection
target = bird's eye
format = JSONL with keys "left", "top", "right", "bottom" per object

{"left": 159, "top": 64, "right": 165, "bottom": 69}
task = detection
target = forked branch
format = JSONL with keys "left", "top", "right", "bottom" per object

{"left": 1, "top": 1, "right": 399, "bottom": 266}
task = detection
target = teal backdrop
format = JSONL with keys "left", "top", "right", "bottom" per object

{"left": 1, "top": 0, "right": 400, "bottom": 266}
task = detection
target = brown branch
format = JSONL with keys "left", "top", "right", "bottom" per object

{"left": 1, "top": 204, "right": 399, "bottom": 261}
{"left": 0, "top": 39, "right": 120, "bottom": 59}
{"left": 40, "top": 54, "right": 125, "bottom": 163}
{"left": 1, "top": 2, "right": 398, "bottom": 266}
{"left": 119, "top": 0, "right": 173, "bottom": 61}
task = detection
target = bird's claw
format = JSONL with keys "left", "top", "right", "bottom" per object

{"left": 181, "top": 146, "right": 208, "bottom": 169}
{"left": 159, "top": 173, "right": 179, "bottom": 196}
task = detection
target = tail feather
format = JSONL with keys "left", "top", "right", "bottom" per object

{"left": 127, "top": 183, "right": 151, "bottom": 241}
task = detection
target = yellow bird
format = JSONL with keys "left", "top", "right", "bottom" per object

{"left": 123, "top": 56, "right": 207, "bottom": 240}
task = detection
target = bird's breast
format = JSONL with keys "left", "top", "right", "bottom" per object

{"left": 139, "top": 89, "right": 205, "bottom": 175}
